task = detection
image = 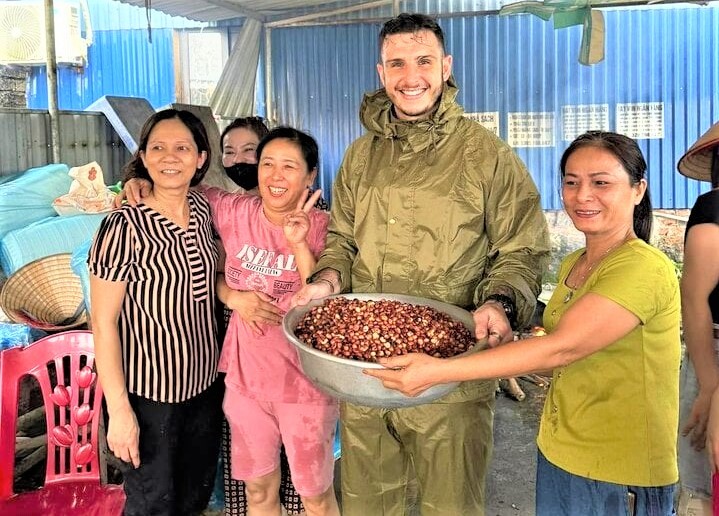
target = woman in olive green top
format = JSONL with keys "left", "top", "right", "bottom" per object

{"left": 369, "top": 131, "right": 680, "bottom": 516}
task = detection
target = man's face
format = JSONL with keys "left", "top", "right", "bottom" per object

{"left": 377, "top": 29, "right": 452, "bottom": 121}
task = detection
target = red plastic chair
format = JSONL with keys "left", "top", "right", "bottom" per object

{"left": 0, "top": 330, "right": 125, "bottom": 515}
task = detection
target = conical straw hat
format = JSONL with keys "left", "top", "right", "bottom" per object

{"left": 677, "top": 121, "right": 719, "bottom": 182}
{"left": 0, "top": 253, "right": 87, "bottom": 331}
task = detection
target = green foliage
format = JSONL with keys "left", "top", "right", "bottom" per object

{"left": 671, "top": 260, "right": 683, "bottom": 280}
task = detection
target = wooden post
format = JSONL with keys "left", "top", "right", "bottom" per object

{"left": 44, "top": 0, "right": 61, "bottom": 163}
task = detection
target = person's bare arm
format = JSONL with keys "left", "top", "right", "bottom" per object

{"left": 681, "top": 222, "right": 719, "bottom": 449}
{"left": 90, "top": 274, "right": 140, "bottom": 468}
{"left": 291, "top": 268, "right": 339, "bottom": 307}
{"left": 366, "top": 292, "right": 640, "bottom": 396}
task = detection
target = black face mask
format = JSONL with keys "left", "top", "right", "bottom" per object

{"left": 224, "top": 162, "right": 258, "bottom": 191}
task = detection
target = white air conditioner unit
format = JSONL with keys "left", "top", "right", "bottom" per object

{"left": 0, "top": 0, "right": 89, "bottom": 66}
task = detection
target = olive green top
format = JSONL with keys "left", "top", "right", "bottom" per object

{"left": 539, "top": 239, "right": 681, "bottom": 486}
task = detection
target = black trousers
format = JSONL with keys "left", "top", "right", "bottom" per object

{"left": 120, "top": 379, "right": 224, "bottom": 516}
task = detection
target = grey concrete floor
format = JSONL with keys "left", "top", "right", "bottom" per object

{"left": 330, "top": 379, "right": 546, "bottom": 515}
{"left": 203, "top": 379, "right": 545, "bottom": 515}
{"left": 485, "top": 380, "right": 545, "bottom": 516}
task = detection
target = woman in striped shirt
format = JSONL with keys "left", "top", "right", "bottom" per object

{"left": 89, "top": 109, "right": 223, "bottom": 516}
{"left": 121, "top": 127, "right": 340, "bottom": 515}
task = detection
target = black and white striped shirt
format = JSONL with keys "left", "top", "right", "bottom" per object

{"left": 89, "top": 190, "right": 218, "bottom": 403}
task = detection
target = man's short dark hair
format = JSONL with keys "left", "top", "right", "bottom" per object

{"left": 378, "top": 13, "right": 446, "bottom": 57}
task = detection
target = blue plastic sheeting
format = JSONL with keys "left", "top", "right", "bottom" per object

{"left": 70, "top": 239, "right": 92, "bottom": 313}
{"left": 0, "top": 323, "right": 32, "bottom": 350}
{"left": 0, "top": 163, "right": 71, "bottom": 240}
{"left": 0, "top": 213, "right": 106, "bottom": 275}
{"left": 0, "top": 323, "right": 47, "bottom": 350}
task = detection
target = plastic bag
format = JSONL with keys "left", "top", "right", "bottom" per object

{"left": 53, "top": 162, "right": 116, "bottom": 216}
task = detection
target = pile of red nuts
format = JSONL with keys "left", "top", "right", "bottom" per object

{"left": 294, "top": 297, "right": 475, "bottom": 362}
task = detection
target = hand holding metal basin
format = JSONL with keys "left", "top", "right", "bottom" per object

{"left": 283, "top": 293, "right": 479, "bottom": 408}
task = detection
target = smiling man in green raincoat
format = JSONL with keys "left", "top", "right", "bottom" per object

{"left": 293, "top": 12, "right": 550, "bottom": 515}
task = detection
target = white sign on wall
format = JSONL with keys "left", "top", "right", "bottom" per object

{"left": 507, "top": 112, "right": 555, "bottom": 148}
{"left": 616, "top": 102, "right": 664, "bottom": 139}
{"left": 561, "top": 104, "right": 610, "bottom": 141}
{"left": 464, "top": 112, "right": 500, "bottom": 136}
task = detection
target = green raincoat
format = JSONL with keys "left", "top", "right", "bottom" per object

{"left": 316, "top": 81, "right": 550, "bottom": 515}
{"left": 317, "top": 81, "right": 549, "bottom": 325}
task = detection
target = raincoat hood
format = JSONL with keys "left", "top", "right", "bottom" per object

{"left": 317, "top": 76, "right": 549, "bottom": 323}
{"left": 359, "top": 78, "right": 464, "bottom": 159}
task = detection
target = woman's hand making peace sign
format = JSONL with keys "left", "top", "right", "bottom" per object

{"left": 283, "top": 188, "right": 323, "bottom": 247}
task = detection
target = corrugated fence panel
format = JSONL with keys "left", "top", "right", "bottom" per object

{"left": 0, "top": 110, "right": 51, "bottom": 175}
{"left": 56, "top": 110, "right": 130, "bottom": 183}
{"left": 270, "top": 5, "right": 719, "bottom": 209}
{"left": 446, "top": 6, "right": 719, "bottom": 209}
{"left": 0, "top": 109, "right": 130, "bottom": 181}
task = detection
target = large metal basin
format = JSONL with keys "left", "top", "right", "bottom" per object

{"left": 283, "top": 293, "right": 478, "bottom": 408}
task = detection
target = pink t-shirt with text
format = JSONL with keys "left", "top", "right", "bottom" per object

{"left": 205, "top": 187, "right": 333, "bottom": 404}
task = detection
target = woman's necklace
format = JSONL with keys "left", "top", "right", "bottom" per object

{"left": 151, "top": 196, "right": 190, "bottom": 229}
{"left": 563, "top": 237, "right": 631, "bottom": 303}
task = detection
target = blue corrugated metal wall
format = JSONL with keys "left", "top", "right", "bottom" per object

{"left": 272, "top": 23, "right": 380, "bottom": 199}
{"left": 271, "top": 5, "right": 719, "bottom": 209}
{"left": 28, "top": 29, "right": 176, "bottom": 110}
{"left": 27, "top": 0, "right": 204, "bottom": 111}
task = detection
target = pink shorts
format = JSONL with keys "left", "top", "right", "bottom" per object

{"left": 223, "top": 387, "right": 339, "bottom": 497}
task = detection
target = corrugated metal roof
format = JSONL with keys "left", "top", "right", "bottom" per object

{"left": 108, "top": 0, "right": 530, "bottom": 25}
{"left": 110, "top": 0, "right": 718, "bottom": 24}
{"left": 112, "top": 0, "right": 384, "bottom": 23}
{"left": 89, "top": 0, "right": 204, "bottom": 29}
{"left": 112, "top": 0, "right": 249, "bottom": 22}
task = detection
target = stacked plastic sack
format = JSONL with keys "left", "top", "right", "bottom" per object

{"left": 0, "top": 162, "right": 115, "bottom": 345}
{"left": 0, "top": 163, "right": 113, "bottom": 275}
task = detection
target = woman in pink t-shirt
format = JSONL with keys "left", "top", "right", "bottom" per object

{"left": 120, "top": 127, "right": 339, "bottom": 514}
{"left": 209, "top": 127, "right": 339, "bottom": 516}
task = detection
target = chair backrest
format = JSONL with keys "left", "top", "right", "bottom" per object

{"left": 0, "top": 330, "right": 104, "bottom": 499}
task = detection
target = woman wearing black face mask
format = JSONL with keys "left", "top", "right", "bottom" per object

{"left": 223, "top": 161, "right": 259, "bottom": 192}
{"left": 221, "top": 118, "right": 329, "bottom": 211}
{"left": 220, "top": 117, "right": 268, "bottom": 194}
